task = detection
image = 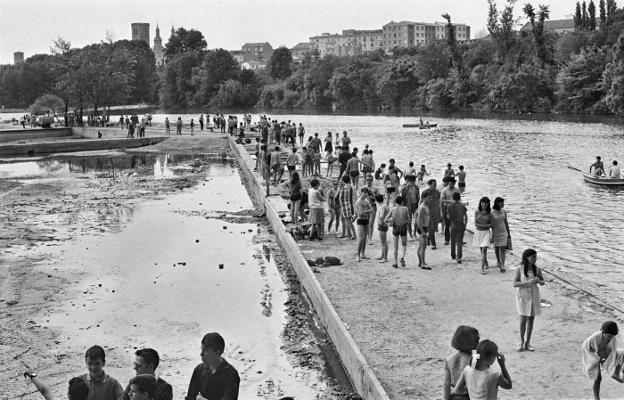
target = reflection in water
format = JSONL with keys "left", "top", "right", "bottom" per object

{"left": 0, "top": 153, "right": 226, "bottom": 179}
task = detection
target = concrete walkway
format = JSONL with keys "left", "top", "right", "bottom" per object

{"left": 235, "top": 140, "right": 624, "bottom": 399}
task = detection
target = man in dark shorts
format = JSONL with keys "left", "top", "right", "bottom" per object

{"left": 421, "top": 179, "right": 441, "bottom": 249}
{"left": 385, "top": 196, "right": 410, "bottom": 268}
{"left": 400, "top": 174, "right": 420, "bottom": 239}
{"left": 447, "top": 191, "right": 467, "bottom": 263}
{"left": 416, "top": 191, "right": 431, "bottom": 269}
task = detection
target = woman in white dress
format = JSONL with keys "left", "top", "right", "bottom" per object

{"left": 473, "top": 197, "right": 492, "bottom": 274}
{"left": 513, "top": 248, "right": 545, "bottom": 352}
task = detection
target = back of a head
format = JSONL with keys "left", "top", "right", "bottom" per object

{"left": 476, "top": 339, "right": 498, "bottom": 361}
{"left": 602, "top": 320, "right": 619, "bottom": 335}
{"left": 395, "top": 196, "right": 404, "bottom": 205}
{"left": 451, "top": 325, "right": 480, "bottom": 353}
{"left": 68, "top": 377, "right": 89, "bottom": 400}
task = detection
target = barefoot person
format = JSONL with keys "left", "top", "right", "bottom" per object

{"left": 289, "top": 172, "right": 302, "bottom": 225}
{"left": 473, "top": 197, "right": 492, "bottom": 274}
{"left": 582, "top": 321, "right": 624, "bottom": 400}
{"left": 415, "top": 191, "right": 431, "bottom": 269}
{"left": 421, "top": 179, "right": 441, "bottom": 249}
{"left": 354, "top": 187, "right": 375, "bottom": 261}
{"left": 364, "top": 175, "right": 379, "bottom": 245}
{"left": 491, "top": 197, "right": 511, "bottom": 272}
{"left": 308, "top": 178, "right": 325, "bottom": 240}
{"left": 447, "top": 192, "right": 467, "bottom": 264}
{"left": 513, "top": 248, "right": 545, "bottom": 352}
{"left": 375, "top": 194, "right": 389, "bottom": 263}
{"left": 385, "top": 196, "right": 410, "bottom": 268}
{"left": 338, "top": 175, "right": 356, "bottom": 240}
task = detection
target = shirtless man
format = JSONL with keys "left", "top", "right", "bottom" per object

{"left": 590, "top": 156, "right": 605, "bottom": 176}
{"left": 609, "top": 160, "right": 621, "bottom": 178}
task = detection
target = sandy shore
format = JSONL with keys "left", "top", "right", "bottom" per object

{"left": 231, "top": 139, "right": 624, "bottom": 399}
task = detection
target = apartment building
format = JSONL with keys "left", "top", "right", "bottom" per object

{"left": 241, "top": 42, "right": 274, "bottom": 62}
{"left": 309, "top": 33, "right": 341, "bottom": 58}
{"left": 382, "top": 21, "right": 415, "bottom": 52}
{"left": 290, "top": 42, "right": 314, "bottom": 63}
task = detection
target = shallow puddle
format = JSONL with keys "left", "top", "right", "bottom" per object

{"left": 9, "top": 159, "right": 347, "bottom": 399}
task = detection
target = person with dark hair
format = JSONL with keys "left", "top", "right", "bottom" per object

{"left": 128, "top": 375, "right": 157, "bottom": 400}
{"left": 444, "top": 163, "right": 455, "bottom": 178}
{"left": 400, "top": 174, "right": 420, "bottom": 240}
{"left": 123, "top": 348, "right": 172, "bottom": 400}
{"left": 385, "top": 195, "right": 411, "bottom": 268}
{"left": 513, "top": 248, "right": 545, "bottom": 352}
{"left": 354, "top": 187, "right": 375, "bottom": 261}
{"left": 447, "top": 192, "right": 467, "bottom": 264}
{"left": 289, "top": 171, "right": 302, "bottom": 225}
{"left": 590, "top": 156, "right": 605, "bottom": 176}
{"left": 609, "top": 160, "right": 621, "bottom": 178}
{"left": 270, "top": 146, "right": 284, "bottom": 186}
{"left": 583, "top": 321, "right": 624, "bottom": 399}
{"left": 308, "top": 178, "right": 325, "bottom": 240}
{"left": 456, "top": 165, "right": 466, "bottom": 192}
{"left": 415, "top": 191, "right": 431, "bottom": 270}
{"left": 78, "top": 345, "right": 124, "bottom": 400}
{"left": 416, "top": 164, "right": 429, "bottom": 184}
{"left": 443, "top": 325, "right": 480, "bottom": 400}
{"left": 23, "top": 371, "right": 90, "bottom": 400}
{"left": 473, "top": 197, "right": 492, "bottom": 274}
{"left": 185, "top": 333, "right": 240, "bottom": 400}
{"left": 338, "top": 174, "right": 356, "bottom": 239}
{"left": 375, "top": 193, "right": 389, "bottom": 263}
{"left": 421, "top": 179, "right": 441, "bottom": 249}
{"left": 491, "top": 197, "right": 511, "bottom": 272}
{"left": 440, "top": 177, "right": 460, "bottom": 246}
{"left": 453, "top": 340, "right": 512, "bottom": 398}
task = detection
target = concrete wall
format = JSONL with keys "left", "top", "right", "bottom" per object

{"left": 229, "top": 136, "right": 390, "bottom": 400}
{"left": 0, "top": 128, "right": 72, "bottom": 143}
{"left": 0, "top": 137, "right": 167, "bottom": 157}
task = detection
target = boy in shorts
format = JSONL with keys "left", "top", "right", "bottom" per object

{"left": 416, "top": 191, "right": 432, "bottom": 269}
{"left": 385, "top": 196, "right": 410, "bottom": 268}
{"left": 286, "top": 147, "right": 299, "bottom": 180}
{"left": 375, "top": 194, "right": 389, "bottom": 263}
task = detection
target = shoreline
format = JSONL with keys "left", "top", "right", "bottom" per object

{"left": 230, "top": 135, "right": 624, "bottom": 399}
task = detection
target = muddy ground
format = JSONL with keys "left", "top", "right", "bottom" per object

{"left": 0, "top": 137, "right": 356, "bottom": 399}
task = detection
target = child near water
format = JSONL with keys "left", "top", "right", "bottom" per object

{"left": 417, "top": 165, "right": 429, "bottom": 184}
{"left": 453, "top": 339, "right": 512, "bottom": 400}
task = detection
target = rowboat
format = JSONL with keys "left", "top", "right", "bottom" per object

{"left": 403, "top": 123, "right": 437, "bottom": 128}
{"left": 568, "top": 166, "right": 624, "bottom": 187}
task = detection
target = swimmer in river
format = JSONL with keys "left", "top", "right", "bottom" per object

{"left": 417, "top": 165, "right": 429, "bottom": 184}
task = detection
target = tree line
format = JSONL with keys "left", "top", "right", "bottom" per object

{"left": 3, "top": 0, "right": 624, "bottom": 115}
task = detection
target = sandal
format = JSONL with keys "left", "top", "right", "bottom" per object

{"left": 400, "top": 257, "right": 406, "bottom": 267}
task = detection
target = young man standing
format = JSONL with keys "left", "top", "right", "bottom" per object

{"left": 79, "top": 345, "right": 124, "bottom": 400}
{"left": 354, "top": 187, "right": 375, "bottom": 261}
{"left": 440, "top": 177, "right": 460, "bottom": 245}
{"left": 270, "top": 146, "right": 284, "bottom": 186}
{"left": 185, "top": 333, "right": 240, "bottom": 400}
{"left": 338, "top": 175, "right": 356, "bottom": 240}
{"left": 400, "top": 175, "right": 420, "bottom": 240}
{"left": 385, "top": 196, "right": 410, "bottom": 269}
{"left": 421, "top": 179, "right": 441, "bottom": 249}
{"left": 308, "top": 179, "right": 326, "bottom": 240}
{"left": 415, "top": 191, "right": 431, "bottom": 269}
{"left": 447, "top": 192, "right": 468, "bottom": 264}
{"left": 123, "top": 348, "right": 172, "bottom": 400}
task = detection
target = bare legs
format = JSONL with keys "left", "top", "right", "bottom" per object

{"left": 290, "top": 199, "right": 301, "bottom": 225}
{"left": 495, "top": 246, "right": 507, "bottom": 271}
{"left": 417, "top": 230, "right": 428, "bottom": 267}
{"left": 356, "top": 224, "right": 368, "bottom": 261}
{"left": 367, "top": 212, "right": 376, "bottom": 245}
{"left": 480, "top": 247, "right": 489, "bottom": 273}
{"left": 519, "top": 315, "right": 535, "bottom": 351}
{"left": 392, "top": 234, "right": 407, "bottom": 268}
{"left": 377, "top": 230, "right": 388, "bottom": 262}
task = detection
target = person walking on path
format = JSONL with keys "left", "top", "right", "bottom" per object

{"left": 289, "top": 171, "right": 302, "bottom": 225}
{"left": 582, "top": 321, "right": 624, "bottom": 400}
{"left": 415, "top": 191, "right": 431, "bottom": 269}
{"left": 400, "top": 175, "right": 420, "bottom": 240}
{"left": 473, "top": 197, "right": 492, "bottom": 274}
{"left": 385, "top": 195, "right": 410, "bottom": 268}
{"left": 338, "top": 175, "right": 356, "bottom": 240}
{"left": 491, "top": 197, "right": 511, "bottom": 272}
{"left": 421, "top": 179, "right": 441, "bottom": 249}
{"left": 513, "top": 248, "right": 545, "bottom": 352}
{"left": 270, "top": 146, "right": 284, "bottom": 186}
{"left": 327, "top": 179, "right": 340, "bottom": 234}
{"left": 375, "top": 193, "right": 389, "bottom": 263}
{"left": 443, "top": 325, "right": 480, "bottom": 400}
{"left": 440, "top": 177, "right": 460, "bottom": 245}
{"left": 453, "top": 340, "right": 512, "bottom": 399}
{"left": 354, "top": 187, "right": 375, "bottom": 261}
{"left": 447, "top": 192, "right": 467, "bottom": 264}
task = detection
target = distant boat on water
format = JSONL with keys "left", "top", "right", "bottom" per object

{"left": 568, "top": 166, "right": 624, "bottom": 187}
{"left": 403, "top": 123, "right": 438, "bottom": 129}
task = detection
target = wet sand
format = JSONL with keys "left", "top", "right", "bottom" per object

{"left": 0, "top": 137, "right": 353, "bottom": 399}
{"left": 233, "top": 140, "right": 624, "bottom": 399}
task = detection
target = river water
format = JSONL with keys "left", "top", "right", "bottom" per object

{"left": 146, "top": 112, "right": 624, "bottom": 310}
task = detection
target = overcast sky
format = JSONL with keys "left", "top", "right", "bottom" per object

{"left": 1, "top": 0, "right": 579, "bottom": 64}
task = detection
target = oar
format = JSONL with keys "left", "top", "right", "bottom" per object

{"left": 567, "top": 166, "right": 584, "bottom": 173}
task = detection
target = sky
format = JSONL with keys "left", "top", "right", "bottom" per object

{"left": 0, "top": 0, "right": 581, "bottom": 64}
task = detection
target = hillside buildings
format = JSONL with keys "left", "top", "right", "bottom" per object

{"left": 131, "top": 23, "right": 150, "bottom": 44}
{"left": 520, "top": 19, "right": 576, "bottom": 34}
{"left": 13, "top": 52, "right": 24, "bottom": 64}
{"left": 310, "top": 20, "right": 470, "bottom": 57}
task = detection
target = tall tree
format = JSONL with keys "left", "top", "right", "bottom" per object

{"left": 193, "top": 49, "right": 239, "bottom": 105}
{"left": 589, "top": 0, "right": 597, "bottom": 30}
{"left": 164, "top": 28, "right": 207, "bottom": 59}
{"left": 575, "top": 2, "right": 583, "bottom": 29}
{"left": 523, "top": 3, "right": 552, "bottom": 64}
{"left": 600, "top": 0, "right": 607, "bottom": 26}
{"left": 442, "top": 13, "right": 464, "bottom": 76}
{"left": 582, "top": 1, "right": 589, "bottom": 29}
{"left": 267, "top": 47, "right": 293, "bottom": 80}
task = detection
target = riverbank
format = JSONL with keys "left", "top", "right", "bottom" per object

{"left": 0, "top": 136, "right": 354, "bottom": 399}
{"left": 231, "top": 137, "right": 624, "bottom": 399}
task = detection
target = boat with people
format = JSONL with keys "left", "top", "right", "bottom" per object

{"left": 403, "top": 123, "right": 438, "bottom": 129}
{"left": 568, "top": 166, "right": 624, "bottom": 187}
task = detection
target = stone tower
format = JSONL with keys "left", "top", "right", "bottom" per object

{"left": 153, "top": 24, "right": 164, "bottom": 65}
{"left": 131, "top": 22, "right": 150, "bottom": 45}
{"left": 13, "top": 52, "right": 24, "bottom": 64}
